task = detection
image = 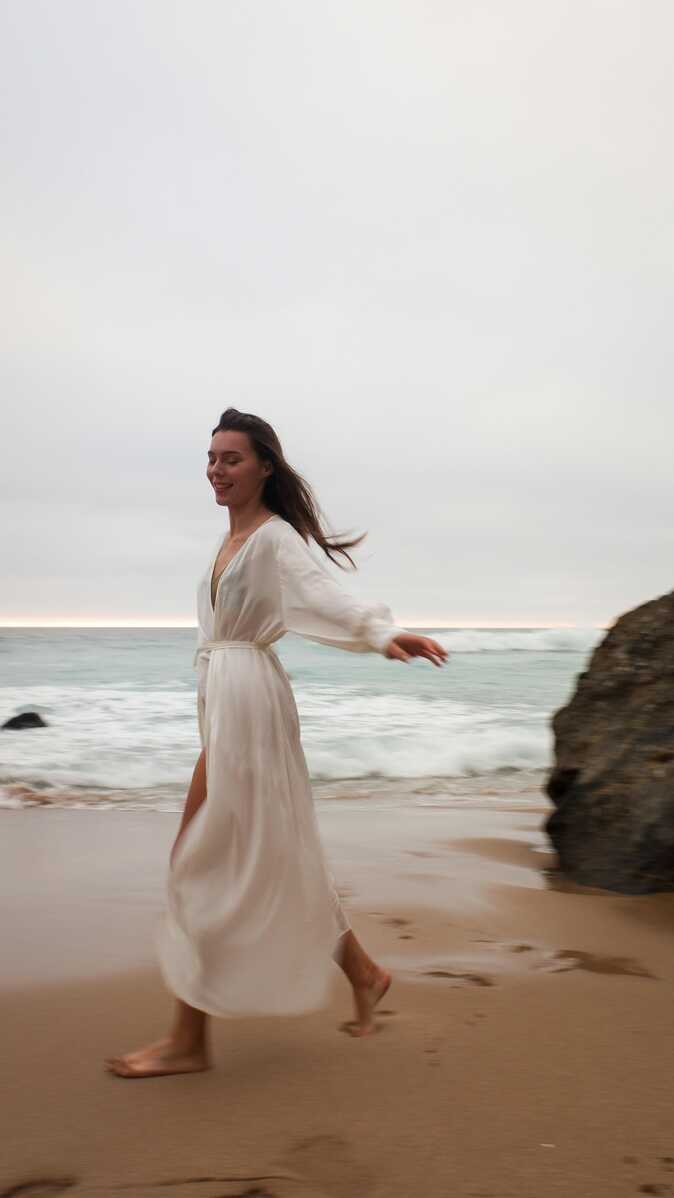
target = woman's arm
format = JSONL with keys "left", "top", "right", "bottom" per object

{"left": 276, "top": 523, "right": 407, "bottom": 654}
{"left": 170, "top": 748, "right": 207, "bottom": 867}
{"left": 276, "top": 523, "right": 448, "bottom": 665}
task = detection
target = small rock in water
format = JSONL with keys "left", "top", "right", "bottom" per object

{"left": 2, "top": 710, "right": 48, "bottom": 730}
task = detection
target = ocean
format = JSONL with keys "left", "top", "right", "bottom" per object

{"left": 0, "top": 626, "right": 602, "bottom": 811}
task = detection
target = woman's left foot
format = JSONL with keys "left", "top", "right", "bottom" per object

{"left": 104, "top": 1036, "right": 211, "bottom": 1078}
{"left": 347, "top": 967, "right": 392, "bottom": 1037}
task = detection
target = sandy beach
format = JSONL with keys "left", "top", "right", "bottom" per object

{"left": 2, "top": 791, "right": 674, "bottom": 1198}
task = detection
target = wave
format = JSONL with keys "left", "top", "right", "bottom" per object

{"left": 433, "top": 628, "right": 603, "bottom": 654}
{"left": 0, "top": 685, "right": 555, "bottom": 799}
{"left": 0, "top": 686, "right": 198, "bottom": 793}
{"left": 305, "top": 726, "right": 552, "bottom": 781}
{"left": 0, "top": 618, "right": 580, "bottom": 810}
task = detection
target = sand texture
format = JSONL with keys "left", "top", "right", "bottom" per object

{"left": 2, "top": 795, "right": 674, "bottom": 1198}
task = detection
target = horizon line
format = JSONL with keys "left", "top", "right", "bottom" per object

{"left": 0, "top": 619, "right": 608, "bottom": 630}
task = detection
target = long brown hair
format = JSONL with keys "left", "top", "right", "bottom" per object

{"left": 211, "top": 408, "right": 366, "bottom": 570}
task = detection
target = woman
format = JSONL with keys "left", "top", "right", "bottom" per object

{"left": 105, "top": 408, "right": 447, "bottom": 1078}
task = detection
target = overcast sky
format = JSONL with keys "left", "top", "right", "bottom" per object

{"left": 3, "top": 1, "right": 672, "bottom": 628}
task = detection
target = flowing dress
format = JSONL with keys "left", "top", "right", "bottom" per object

{"left": 154, "top": 513, "right": 406, "bottom": 1017}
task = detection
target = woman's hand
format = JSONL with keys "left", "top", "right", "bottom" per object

{"left": 384, "top": 634, "right": 448, "bottom": 667}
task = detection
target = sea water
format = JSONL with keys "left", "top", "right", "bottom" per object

{"left": 0, "top": 627, "right": 602, "bottom": 810}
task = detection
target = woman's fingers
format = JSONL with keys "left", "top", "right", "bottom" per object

{"left": 413, "top": 638, "right": 448, "bottom": 666}
{"left": 387, "top": 641, "right": 411, "bottom": 662}
{"left": 429, "top": 639, "right": 449, "bottom": 665}
{"left": 387, "top": 636, "right": 449, "bottom": 665}
{"left": 423, "top": 648, "right": 445, "bottom": 666}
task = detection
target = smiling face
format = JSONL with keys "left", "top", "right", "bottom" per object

{"left": 207, "top": 429, "right": 272, "bottom": 508}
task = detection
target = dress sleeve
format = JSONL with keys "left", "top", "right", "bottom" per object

{"left": 276, "top": 523, "right": 407, "bottom": 655}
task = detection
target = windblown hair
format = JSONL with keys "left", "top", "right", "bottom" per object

{"left": 211, "top": 408, "right": 367, "bottom": 569}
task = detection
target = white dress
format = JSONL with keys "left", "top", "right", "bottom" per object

{"left": 154, "top": 513, "right": 406, "bottom": 1017}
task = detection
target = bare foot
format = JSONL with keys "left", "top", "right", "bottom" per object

{"left": 347, "top": 967, "right": 392, "bottom": 1037}
{"left": 104, "top": 1036, "right": 211, "bottom": 1078}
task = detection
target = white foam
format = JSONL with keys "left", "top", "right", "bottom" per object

{"left": 0, "top": 685, "right": 198, "bottom": 790}
{"left": 434, "top": 628, "right": 602, "bottom": 654}
{"left": 1, "top": 622, "right": 590, "bottom": 798}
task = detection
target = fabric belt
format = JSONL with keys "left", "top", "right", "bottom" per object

{"left": 193, "top": 639, "right": 274, "bottom": 666}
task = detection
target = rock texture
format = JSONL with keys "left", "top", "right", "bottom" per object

{"left": 545, "top": 590, "right": 674, "bottom": 894}
{"left": 2, "top": 711, "right": 47, "bottom": 730}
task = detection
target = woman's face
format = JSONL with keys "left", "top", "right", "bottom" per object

{"left": 207, "top": 430, "right": 271, "bottom": 507}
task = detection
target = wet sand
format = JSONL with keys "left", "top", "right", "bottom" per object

{"left": 2, "top": 793, "right": 674, "bottom": 1197}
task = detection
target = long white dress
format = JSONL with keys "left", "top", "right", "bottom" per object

{"left": 154, "top": 513, "right": 406, "bottom": 1017}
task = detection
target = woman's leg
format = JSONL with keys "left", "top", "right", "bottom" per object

{"left": 170, "top": 746, "right": 207, "bottom": 868}
{"left": 104, "top": 750, "right": 212, "bottom": 1078}
{"left": 333, "top": 929, "right": 392, "bottom": 1038}
{"left": 328, "top": 877, "right": 391, "bottom": 1036}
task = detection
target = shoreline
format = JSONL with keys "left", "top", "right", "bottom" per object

{"left": 2, "top": 793, "right": 673, "bottom": 1196}
{"left": 0, "top": 767, "right": 549, "bottom": 810}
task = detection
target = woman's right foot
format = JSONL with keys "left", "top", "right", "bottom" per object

{"left": 347, "top": 966, "right": 392, "bottom": 1037}
{"left": 103, "top": 1036, "right": 211, "bottom": 1078}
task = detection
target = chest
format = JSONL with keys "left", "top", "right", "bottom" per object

{"left": 212, "top": 542, "right": 242, "bottom": 581}
{"left": 206, "top": 518, "right": 279, "bottom": 614}
{"left": 210, "top": 544, "right": 239, "bottom": 607}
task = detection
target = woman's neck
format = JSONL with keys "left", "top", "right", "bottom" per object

{"left": 227, "top": 505, "right": 273, "bottom": 541}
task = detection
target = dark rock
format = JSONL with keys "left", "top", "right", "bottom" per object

{"left": 544, "top": 589, "right": 674, "bottom": 894}
{"left": 2, "top": 711, "right": 48, "bottom": 730}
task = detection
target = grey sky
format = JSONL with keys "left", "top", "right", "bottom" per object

{"left": 3, "top": 1, "right": 672, "bottom": 627}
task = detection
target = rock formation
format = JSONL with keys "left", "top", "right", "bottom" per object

{"left": 2, "top": 711, "right": 48, "bottom": 730}
{"left": 545, "top": 589, "right": 674, "bottom": 893}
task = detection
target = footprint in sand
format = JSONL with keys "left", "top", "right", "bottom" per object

{"left": 338, "top": 1018, "right": 391, "bottom": 1036}
{"left": 538, "top": 950, "right": 657, "bottom": 979}
{"left": 423, "top": 969, "right": 494, "bottom": 987}
{"left": 338, "top": 1007, "right": 396, "bottom": 1036}
{"left": 631, "top": 1156, "right": 674, "bottom": 1196}
{"left": 446, "top": 940, "right": 656, "bottom": 981}
{"left": 0, "top": 1184, "right": 77, "bottom": 1197}
{"left": 272, "top": 1132, "right": 374, "bottom": 1196}
{"left": 69, "top": 1178, "right": 284, "bottom": 1196}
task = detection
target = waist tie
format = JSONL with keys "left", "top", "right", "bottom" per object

{"left": 193, "top": 639, "right": 274, "bottom": 666}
